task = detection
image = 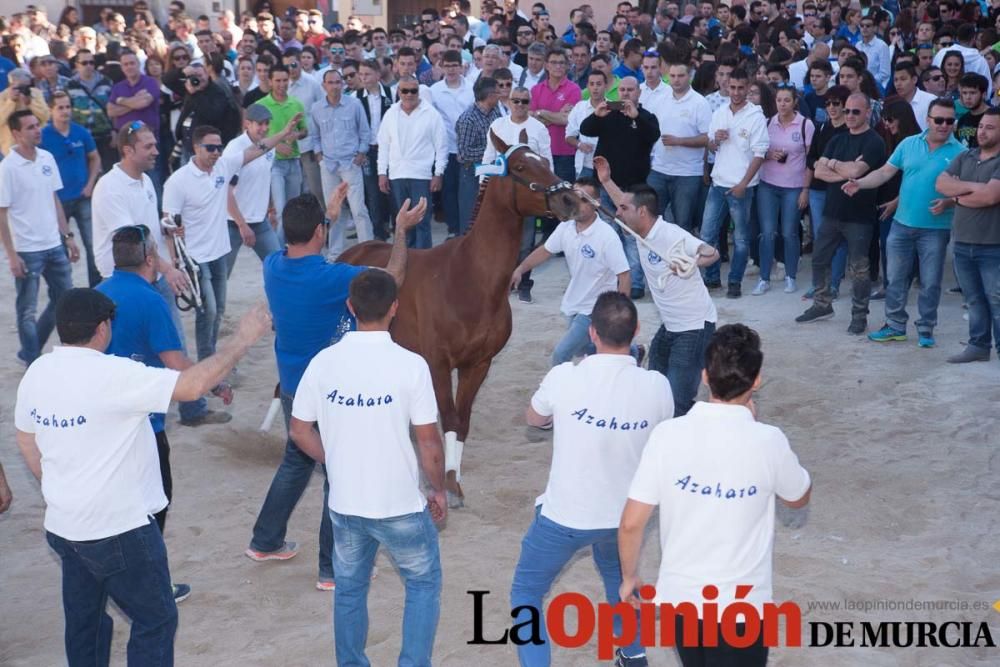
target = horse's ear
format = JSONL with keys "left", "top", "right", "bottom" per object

{"left": 518, "top": 128, "right": 528, "bottom": 145}
{"left": 489, "top": 129, "right": 510, "bottom": 154}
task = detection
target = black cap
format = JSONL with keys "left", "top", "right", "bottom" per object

{"left": 56, "top": 288, "right": 116, "bottom": 344}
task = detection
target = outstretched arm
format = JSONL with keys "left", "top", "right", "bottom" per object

{"left": 384, "top": 197, "right": 428, "bottom": 286}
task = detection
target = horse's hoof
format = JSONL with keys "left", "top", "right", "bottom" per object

{"left": 447, "top": 490, "right": 465, "bottom": 509}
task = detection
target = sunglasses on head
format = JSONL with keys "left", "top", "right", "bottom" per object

{"left": 643, "top": 49, "right": 659, "bottom": 58}
{"left": 844, "top": 108, "right": 865, "bottom": 115}
{"left": 930, "top": 115, "right": 956, "bottom": 126}
{"left": 200, "top": 143, "right": 224, "bottom": 153}
{"left": 112, "top": 224, "right": 150, "bottom": 263}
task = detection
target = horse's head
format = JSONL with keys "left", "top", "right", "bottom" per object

{"left": 487, "top": 129, "right": 581, "bottom": 221}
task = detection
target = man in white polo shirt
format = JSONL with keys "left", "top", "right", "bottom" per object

{"left": 0, "top": 109, "right": 81, "bottom": 366}
{"left": 511, "top": 292, "right": 673, "bottom": 667}
{"left": 646, "top": 61, "right": 711, "bottom": 232}
{"left": 510, "top": 177, "right": 631, "bottom": 365}
{"left": 15, "top": 288, "right": 273, "bottom": 666}
{"left": 619, "top": 324, "right": 811, "bottom": 666}
{"left": 597, "top": 157, "right": 719, "bottom": 416}
{"left": 223, "top": 104, "right": 280, "bottom": 277}
{"left": 163, "top": 117, "right": 300, "bottom": 361}
{"left": 288, "top": 268, "right": 446, "bottom": 667}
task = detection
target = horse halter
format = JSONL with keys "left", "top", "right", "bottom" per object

{"left": 476, "top": 144, "right": 576, "bottom": 218}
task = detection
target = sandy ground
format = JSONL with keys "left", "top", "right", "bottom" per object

{"left": 1, "top": 223, "right": 999, "bottom": 667}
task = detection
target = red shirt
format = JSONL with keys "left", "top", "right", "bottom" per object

{"left": 530, "top": 77, "right": 581, "bottom": 157}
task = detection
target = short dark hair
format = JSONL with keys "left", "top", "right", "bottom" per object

{"left": 728, "top": 67, "right": 750, "bottom": 83}
{"left": 283, "top": 46, "right": 302, "bottom": 60}
{"left": 588, "top": 69, "right": 608, "bottom": 84}
{"left": 928, "top": 98, "right": 955, "bottom": 115}
{"left": 282, "top": 194, "right": 325, "bottom": 245}
{"left": 8, "top": 109, "right": 34, "bottom": 133}
{"left": 111, "top": 224, "right": 153, "bottom": 268}
{"left": 893, "top": 62, "right": 917, "bottom": 79}
{"left": 474, "top": 75, "right": 497, "bottom": 101}
{"left": 348, "top": 269, "right": 398, "bottom": 323}
{"left": 269, "top": 63, "right": 289, "bottom": 77}
{"left": 629, "top": 184, "right": 659, "bottom": 218}
{"left": 574, "top": 175, "right": 599, "bottom": 194}
{"left": 959, "top": 72, "right": 988, "bottom": 93}
{"left": 590, "top": 291, "right": 638, "bottom": 348}
{"left": 191, "top": 125, "right": 221, "bottom": 145}
{"left": 704, "top": 323, "right": 763, "bottom": 400}
{"left": 56, "top": 288, "right": 116, "bottom": 345}
{"left": 441, "top": 49, "right": 462, "bottom": 65}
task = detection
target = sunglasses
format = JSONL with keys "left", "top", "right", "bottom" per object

{"left": 330, "top": 47, "right": 345, "bottom": 54}
{"left": 938, "top": 41, "right": 953, "bottom": 47}
{"left": 344, "top": 71, "right": 356, "bottom": 78}
{"left": 78, "top": 59, "right": 95, "bottom": 66}
{"left": 173, "top": 54, "right": 190, "bottom": 61}
{"left": 844, "top": 108, "right": 865, "bottom": 115}
{"left": 200, "top": 143, "right": 224, "bottom": 153}
{"left": 517, "top": 30, "right": 534, "bottom": 36}
{"left": 824, "top": 99, "right": 843, "bottom": 106}
{"left": 125, "top": 120, "right": 146, "bottom": 137}
{"left": 510, "top": 98, "right": 530, "bottom": 105}
{"left": 399, "top": 87, "right": 419, "bottom": 94}
{"left": 286, "top": 61, "right": 299, "bottom": 68}
{"left": 775, "top": 82, "right": 795, "bottom": 89}
{"left": 930, "top": 116, "right": 956, "bottom": 125}
{"left": 421, "top": 18, "right": 435, "bottom": 23}
{"left": 927, "top": 74, "right": 944, "bottom": 81}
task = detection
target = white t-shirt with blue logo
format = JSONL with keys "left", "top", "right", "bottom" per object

{"left": 0, "top": 147, "right": 63, "bottom": 253}
{"left": 223, "top": 132, "right": 275, "bottom": 223}
{"left": 628, "top": 401, "right": 811, "bottom": 612}
{"left": 640, "top": 217, "right": 718, "bottom": 332}
{"left": 544, "top": 218, "right": 630, "bottom": 317}
{"left": 162, "top": 149, "right": 245, "bottom": 263}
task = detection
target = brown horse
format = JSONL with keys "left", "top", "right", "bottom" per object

{"left": 339, "top": 130, "right": 581, "bottom": 505}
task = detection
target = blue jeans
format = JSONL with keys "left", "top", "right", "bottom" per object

{"left": 646, "top": 171, "right": 703, "bottom": 231}
{"left": 391, "top": 179, "right": 433, "bottom": 249}
{"left": 648, "top": 321, "right": 715, "bottom": 417}
{"left": 46, "top": 519, "right": 177, "bottom": 667}
{"left": 457, "top": 162, "right": 481, "bottom": 235}
{"left": 153, "top": 276, "right": 207, "bottom": 421}
{"left": 701, "top": 184, "right": 754, "bottom": 285}
{"left": 510, "top": 508, "right": 643, "bottom": 666}
{"left": 271, "top": 158, "right": 303, "bottom": 245}
{"left": 757, "top": 182, "right": 802, "bottom": 281}
{"left": 808, "top": 190, "right": 846, "bottom": 289}
{"left": 884, "top": 222, "right": 949, "bottom": 335}
{"left": 194, "top": 256, "right": 228, "bottom": 361}
{"left": 551, "top": 313, "right": 640, "bottom": 366}
{"left": 443, "top": 153, "right": 461, "bottom": 235}
{"left": 15, "top": 245, "right": 73, "bottom": 364}
{"left": 600, "top": 188, "right": 644, "bottom": 291}
{"left": 953, "top": 242, "right": 1000, "bottom": 354}
{"left": 251, "top": 393, "right": 333, "bottom": 579}
{"left": 62, "top": 197, "right": 101, "bottom": 287}
{"left": 331, "top": 507, "right": 441, "bottom": 667}
{"left": 225, "top": 220, "right": 280, "bottom": 277}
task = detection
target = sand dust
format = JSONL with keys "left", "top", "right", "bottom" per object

{"left": 1, "top": 226, "right": 999, "bottom": 666}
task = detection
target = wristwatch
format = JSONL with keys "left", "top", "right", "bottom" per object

{"left": 61, "top": 232, "right": 75, "bottom": 241}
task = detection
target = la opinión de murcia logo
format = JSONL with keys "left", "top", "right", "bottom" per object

{"left": 467, "top": 587, "right": 998, "bottom": 658}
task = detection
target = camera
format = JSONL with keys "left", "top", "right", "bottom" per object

{"left": 187, "top": 76, "right": 202, "bottom": 87}
{"left": 15, "top": 85, "right": 31, "bottom": 97}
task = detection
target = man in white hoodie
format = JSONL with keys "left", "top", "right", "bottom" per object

{"left": 377, "top": 75, "right": 448, "bottom": 249}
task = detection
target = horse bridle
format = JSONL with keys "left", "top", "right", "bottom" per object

{"left": 488, "top": 144, "right": 577, "bottom": 218}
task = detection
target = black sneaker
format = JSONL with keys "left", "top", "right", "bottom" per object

{"left": 630, "top": 287, "right": 645, "bottom": 300}
{"left": 172, "top": 583, "right": 192, "bottom": 603}
{"left": 795, "top": 304, "right": 834, "bottom": 323}
{"left": 517, "top": 285, "right": 532, "bottom": 303}
{"left": 847, "top": 316, "right": 867, "bottom": 335}
{"left": 704, "top": 280, "right": 722, "bottom": 290}
{"left": 726, "top": 282, "right": 742, "bottom": 299}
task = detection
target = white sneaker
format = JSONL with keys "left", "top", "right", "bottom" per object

{"left": 784, "top": 277, "right": 797, "bottom": 293}
{"left": 751, "top": 279, "right": 770, "bottom": 296}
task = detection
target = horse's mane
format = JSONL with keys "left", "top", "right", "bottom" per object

{"left": 463, "top": 176, "right": 492, "bottom": 234}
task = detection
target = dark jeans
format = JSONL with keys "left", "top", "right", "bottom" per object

{"left": 646, "top": 171, "right": 703, "bottom": 232}
{"left": 62, "top": 197, "right": 101, "bottom": 287}
{"left": 46, "top": 519, "right": 177, "bottom": 667}
{"left": 363, "top": 145, "right": 391, "bottom": 240}
{"left": 95, "top": 133, "right": 117, "bottom": 174}
{"left": 812, "top": 217, "right": 873, "bottom": 316}
{"left": 442, "top": 153, "right": 461, "bottom": 235}
{"left": 953, "top": 241, "right": 1000, "bottom": 355}
{"left": 391, "top": 178, "right": 433, "bottom": 249}
{"left": 15, "top": 245, "right": 73, "bottom": 364}
{"left": 153, "top": 430, "right": 172, "bottom": 533}
{"left": 457, "top": 161, "right": 481, "bottom": 235}
{"left": 673, "top": 617, "right": 768, "bottom": 667}
{"left": 648, "top": 321, "right": 715, "bottom": 417}
{"left": 518, "top": 216, "right": 538, "bottom": 287}
{"left": 883, "top": 222, "right": 949, "bottom": 335}
{"left": 250, "top": 393, "right": 333, "bottom": 580}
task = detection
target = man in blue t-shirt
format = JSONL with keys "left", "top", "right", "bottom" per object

{"left": 246, "top": 189, "right": 426, "bottom": 591}
{"left": 41, "top": 90, "right": 101, "bottom": 286}
{"left": 96, "top": 224, "right": 230, "bottom": 604}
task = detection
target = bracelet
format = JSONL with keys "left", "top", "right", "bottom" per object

{"left": 62, "top": 232, "right": 75, "bottom": 241}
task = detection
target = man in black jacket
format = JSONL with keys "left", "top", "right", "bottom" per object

{"left": 175, "top": 63, "right": 241, "bottom": 162}
{"left": 356, "top": 59, "right": 394, "bottom": 241}
{"left": 580, "top": 76, "right": 660, "bottom": 299}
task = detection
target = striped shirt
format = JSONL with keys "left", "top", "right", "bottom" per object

{"left": 456, "top": 102, "right": 502, "bottom": 164}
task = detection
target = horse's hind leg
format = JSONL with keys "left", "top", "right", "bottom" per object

{"left": 428, "top": 360, "right": 464, "bottom": 505}
{"left": 449, "top": 359, "right": 493, "bottom": 505}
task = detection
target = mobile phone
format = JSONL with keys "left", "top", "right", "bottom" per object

{"left": 607, "top": 101, "right": 625, "bottom": 111}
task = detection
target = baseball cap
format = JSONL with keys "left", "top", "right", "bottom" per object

{"left": 246, "top": 104, "right": 273, "bottom": 122}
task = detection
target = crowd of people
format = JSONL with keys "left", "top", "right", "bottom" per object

{"left": 1, "top": 0, "right": 998, "bottom": 665}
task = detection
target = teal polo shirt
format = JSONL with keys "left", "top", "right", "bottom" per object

{"left": 888, "top": 130, "right": 965, "bottom": 230}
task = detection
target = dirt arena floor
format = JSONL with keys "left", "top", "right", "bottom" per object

{"left": 2, "top": 225, "right": 999, "bottom": 666}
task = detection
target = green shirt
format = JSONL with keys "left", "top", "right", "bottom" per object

{"left": 258, "top": 94, "right": 307, "bottom": 160}
{"left": 582, "top": 75, "right": 620, "bottom": 102}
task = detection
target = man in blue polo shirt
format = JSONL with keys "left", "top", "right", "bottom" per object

{"left": 246, "top": 190, "right": 426, "bottom": 591}
{"left": 841, "top": 98, "right": 964, "bottom": 348}
{"left": 41, "top": 90, "right": 101, "bottom": 287}
{"left": 96, "top": 224, "right": 206, "bottom": 603}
